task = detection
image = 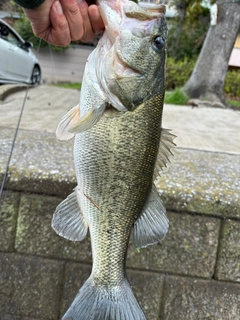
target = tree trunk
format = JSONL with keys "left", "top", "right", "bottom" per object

{"left": 183, "top": 2, "right": 240, "bottom": 104}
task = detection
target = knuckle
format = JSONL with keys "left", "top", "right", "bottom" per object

{"left": 67, "top": 4, "right": 80, "bottom": 17}
{"left": 58, "top": 20, "right": 69, "bottom": 32}
{"left": 55, "top": 36, "right": 71, "bottom": 46}
{"left": 58, "top": 31, "right": 71, "bottom": 45}
{"left": 71, "top": 34, "right": 83, "bottom": 41}
{"left": 70, "top": 26, "right": 84, "bottom": 40}
{"left": 33, "top": 29, "right": 45, "bottom": 39}
{"left": 81, "top": 33, "right": 93, "bottom": 42}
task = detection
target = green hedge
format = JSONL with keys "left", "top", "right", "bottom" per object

{"left": 166, "top": 57, "right": 240, "bottom": 98}
{"left": 224, "top": 71, "right": 240, "bottom": 97}
{"left": 165, "top": 57, "right": 196, "bottom": 90}
{"left": 164, "top": 88, "right": 189, "bottom": 105}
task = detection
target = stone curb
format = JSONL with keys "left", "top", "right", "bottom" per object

{"left": 0, "top": 84, "right": 30, "bottom": 102}
{"left": 0, "top": 127, "right": 239, "bottom": 217}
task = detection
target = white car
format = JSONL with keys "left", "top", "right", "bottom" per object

{"left": 0, "top": 18, "right": 41, "bottom": 85}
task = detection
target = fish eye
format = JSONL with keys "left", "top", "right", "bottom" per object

{"left": 152, "top": 36, "right": 165, "bottom": 51}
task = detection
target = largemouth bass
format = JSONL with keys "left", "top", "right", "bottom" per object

{"left": 53, "top": 0, "right": 175, "bottom": 319}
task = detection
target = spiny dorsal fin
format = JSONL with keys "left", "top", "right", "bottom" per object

{"left": 132, "top": 184, "right": 168, "bottom": 248}
{"left": 56, "top": 104, "right": 80, "bottom": 141}
{"left": 153, "top": 128, "right": 176, "bottom": 180}
{"left": 52, "top": 188, "right": 88, "bottom": 241}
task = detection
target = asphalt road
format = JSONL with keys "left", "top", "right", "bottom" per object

{"left": 0, "top": 84, "right": 239, "bottom": 154}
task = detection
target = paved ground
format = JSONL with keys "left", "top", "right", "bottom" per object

{"left": 0, "top": 84, "right": 240, "bottom": 320}
{"left": 0, "top": 84, "right": 239, "bottom": 154}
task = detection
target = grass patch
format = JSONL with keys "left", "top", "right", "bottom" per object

{"left": 52, "top": 82, "right": 81, "bottom": 90}
{"left": 227, "top": 99, "right": 240, "bottom": 109}
{"left": 164, "top": 88, "right": 189, "bottom": 105}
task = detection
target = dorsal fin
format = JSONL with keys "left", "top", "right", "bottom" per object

{"left": 153, "top": 128, "right": 176, "bottom": 180}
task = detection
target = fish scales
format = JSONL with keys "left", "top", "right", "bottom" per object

{"left": 52, "top": 0, "right": 176, "bottom": 318}
{"left": 75, "top": 93, "right": 164, "bottom": 287}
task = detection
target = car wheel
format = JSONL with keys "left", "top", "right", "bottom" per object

{"left": 31, "top": 65, "right": 41, "bottom": 86}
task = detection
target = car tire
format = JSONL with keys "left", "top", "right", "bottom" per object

{"left": 31, "top": 65, "right": 41, "bottom": 86}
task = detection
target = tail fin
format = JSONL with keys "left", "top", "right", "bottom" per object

{"left": 62, "top": 277, "right": 146, "bottom": 320}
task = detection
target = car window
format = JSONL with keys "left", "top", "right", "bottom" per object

{"left": 0, "top": 22, "right": 23, "bottom": 48}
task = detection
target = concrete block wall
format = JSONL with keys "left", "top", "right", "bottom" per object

{"left": 0, "top": 128, "right": 240, "bottom": 319}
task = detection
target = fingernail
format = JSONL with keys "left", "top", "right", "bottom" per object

{"left": 77, "top": 0, "right": 84, "bottom": 4}
{"left": 55, "top": 0, "right": 63, "bottom": 14}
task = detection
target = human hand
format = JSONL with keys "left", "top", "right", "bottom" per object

{"left": 23, "top": 0, "right": 104, "bottom": 46}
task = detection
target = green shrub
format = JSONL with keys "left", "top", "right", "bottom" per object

{"left": 224, "top": 70, "right": 240, "bottom": 97}
{"left": 165, "top": 57, "right": 195, "bottom": 90}
{"left": 227, "top": 100, "right": 240, "bottom": 108}
{"left": 164, "top": 88, "right": 189, "bottom": 105}
{"left": 167, "top": 3, "right": 210, "bottom": 61}
{"left": 166, "top": 58, "right": 240, "bottom": 99}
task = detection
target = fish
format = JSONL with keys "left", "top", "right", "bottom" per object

{"left": 52, "top": 0, "right": 175, "bottom": 319}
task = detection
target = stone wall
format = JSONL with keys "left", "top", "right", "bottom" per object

{"left": 0, "top": 128, "right": 240, "bottom": 320}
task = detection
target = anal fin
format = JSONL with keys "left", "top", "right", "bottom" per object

{"left": 52, "top": 187, "right": 88, "bottom": 241}
{"left": 132, "top": 184, "right": 168, "bottom": 248}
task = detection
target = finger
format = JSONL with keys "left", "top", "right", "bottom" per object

{"left": 60, "top": 0, "right": 86, "bottom": 41}
{"left": 23, "top": 1, "right": 54, "bottom": 39}
{"left": 76, "top": 0, "right": 95, "bottom": 42}
{"left": 88, "top": 5, "right": 105, "bottom": 34}
{"left": 48, "top": 0, "right": 71, "bottom": 46}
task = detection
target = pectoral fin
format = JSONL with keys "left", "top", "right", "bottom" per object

{"left": 69, "top": 103, "right": 106, "bottom": 134}
{"left": 56, "top": 104, "right": 80, "bottom": 141}
{"left": 132, "top": 184, "right": 168, "bottom": 248}
{"left": 52, "top": 187, "right": 88, "bottom": 241}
